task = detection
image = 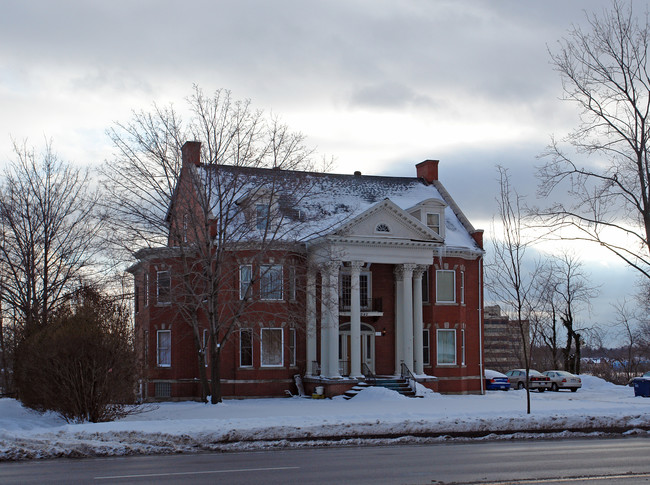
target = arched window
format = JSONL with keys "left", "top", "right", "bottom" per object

{"left": 375, "top": 223, "right": 390, "bottom": 233}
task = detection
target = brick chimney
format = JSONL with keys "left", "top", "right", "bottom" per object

{"left": 181, "top": 141, "right": 201, "bottom": 167}
{"left": 416, "top": 159, "right": 439, "bottom": 183}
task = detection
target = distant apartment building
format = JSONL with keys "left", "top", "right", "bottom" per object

{"left": 483, "top": 305, "right": 527, "bottom": 372}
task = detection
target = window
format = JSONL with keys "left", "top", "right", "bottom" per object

{"left": 134, "top": 284, "right": 140, "bottom": 314}
{"left": 144, "top": 330, "right": 149, "bottom": 365}
{"left": 426, "top": 212, "right": 440, "bottom": 233}
{"left": 460, "top": 271, "right": 465, "bottom": 304}
{"left": 437, "top": 329, "right": 456, "bottom": 365}
{"left": 289, "top": 328, "right": 296, "bottom": 366}
{"left": 154, "top": 381, "right": 172, "bottom": 398}
{"left": 157, "top": 270, "right": 171, "bottom": 304}
{"left": 260, "top": 265, "right": 283, "bottom": 300}
{"left": 256, "top": 204, "right": 269, "bottom": 230}
{"left": 240, "top": 265, "right": 252, "bottom": 300}
{"left": 340, "top": 272, "right": 370, "bottom": 309}
{"left": 375, "top": 223, "right": 390, "bottom": 233}
{"left": 289, "top": 266, "right": 297, "bottom": 301}
{"left": 461, "top": 328, "right": 466, "bottom": 366}
{"left": 261, "top": 328, "right": 283, "bottom": 367}
{"left": 423, "top": 328, "right": 430, "bottom": 366}
{"left": 436, "top": 270, "right": 455, "bottom": 303}
{"left": 422, "top": 270, "right": 429, "bottom": 303}
{"left": 182, "top": 213, "right": 189, "bottom": 243}
{"left": 157, "top": 330, "right": 171, "bottom": 367}
{"left": 240, "top": 329, "right": 253, "bottom": 367}
{"left": 144, "top": 273, "right": 149, "bottom": 307}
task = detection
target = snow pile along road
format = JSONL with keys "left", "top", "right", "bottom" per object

{"left": 1, "top": 375, "right": 649, "bottom": 461}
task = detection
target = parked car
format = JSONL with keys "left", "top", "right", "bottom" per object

{"left": 628, "top": 371, "right": 650, "bottom": 386}
{"left": 543, "top": 370, "right": 582, "bottom": 392}
{"left": 505, "top": 369, "right": 551, "bottom": 392}
{"left": 485, "top": 369, "right": 510, "bottom": 391}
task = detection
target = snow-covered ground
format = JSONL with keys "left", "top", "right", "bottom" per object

{"left": 1, "top": 375, "right": 649, "bottom": 461}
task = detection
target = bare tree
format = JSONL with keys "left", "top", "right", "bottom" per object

{"left": 0, "top": 140, "right": 103, "bottom": 395}
{"left": 487, "top": 166, "right": 542, "bottom": 414}
{"left": 109, "top": 87, "right": 333, "bottom": 403}
{"left": 533, "top": 263, "right": 563, "bottom": 370}
{"left": 546, "top": 253, "right": 599, "bottom": 374}
{"left": 611, "top": 298, "right": 644, "bottom": 382}
{"left": 535, "top": 1, "right": 650, "bottom": 280}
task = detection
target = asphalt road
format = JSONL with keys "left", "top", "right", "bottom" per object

{"left": 2, "top": 437, "right": 650, "bottom": 484}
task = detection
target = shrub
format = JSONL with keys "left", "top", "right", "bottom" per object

{"left": 14, "top": 286, "right": 139, "bottom": 422}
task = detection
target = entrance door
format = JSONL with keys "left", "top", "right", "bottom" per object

{"left": 338, "top": 323, "right": 375, "bottom": 376}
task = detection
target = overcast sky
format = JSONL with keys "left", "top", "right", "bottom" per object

{"left": 1, "top": 0, "right": 646, "bottom": 339}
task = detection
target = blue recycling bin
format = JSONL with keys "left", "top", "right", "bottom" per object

{"left": 633, "top": 378, "right": 650, "bottom": 397}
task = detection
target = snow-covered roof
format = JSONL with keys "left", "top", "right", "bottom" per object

{"left": 193, "top": 164, "right": 482, "bottom": 252}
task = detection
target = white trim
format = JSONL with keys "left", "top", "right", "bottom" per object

{"left": 156, "top": 329, "right": 171, "bottom": 367}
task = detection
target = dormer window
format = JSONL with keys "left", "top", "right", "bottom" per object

{"left": 375, "top": 223, "right": 390, "bottom": 233}
{"left": 426, "top": 213, "right": 440, "bottom": 234}
{"left": 407, "top": 198, "right": 446, "bottom": 239}
{"left": 256, "top": 204, "right": 269, "bottom": 230}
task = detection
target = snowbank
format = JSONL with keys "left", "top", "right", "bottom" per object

{"left": 1, "top": 375, "right": 649, "bottom": 461}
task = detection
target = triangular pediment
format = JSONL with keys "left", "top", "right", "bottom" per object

{"left": 331, "top": 198, "right": 442, "bottom": 242}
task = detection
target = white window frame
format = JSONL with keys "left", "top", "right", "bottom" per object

{"left": 157, "top": 270, "right": 171, "bottom": 305}
{"left": 289, "top": 328, "right": 296, "bottom": 367}
{"left": 256, "top": 204, "right": 269, "bottom": 230}
{"left": 240, "top": 264, "right": 253, "bottom": 300}
{"left": 461, "top": 328, "right": 466, "bottom": 366}
{"left": 182, "top": 213, "right": 189, "bottom": 243}
{"left": 260, "top": 264, "right": 283, "bottom": 301}
{"left": 239, "top": 328, "right": 253, "bottom": 368}
{"left": 460, "top": 271, "right": 465, "bottom": 305}
{"left": 436, "top": 270, "right": 456, "bottom": 303}
{"left": 157, "top": 330, "right": 171, "bottom": 367}
{"left": 260, "top": 328, "right": 284, "bottom": 367}
{"left": 289, "top": 266, "right": 297, "bottom": 302}
{"left": 436, "top": 328, "right": 456, "bottom": 365}
{"left": 340, "top": 271, "right": 371, "bottom": 310}
{"left": 144, "top": 273, "right": 149, "bottom": 307}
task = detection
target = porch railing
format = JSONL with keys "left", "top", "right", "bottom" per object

{"left": 362, "top": 363, "right": 376, "bottom": 385}
{"left": 400, "top": 362, "right": 417, "bottom": 395}
{"left": 339, "top": 297, "right": 383, "bottom": 312}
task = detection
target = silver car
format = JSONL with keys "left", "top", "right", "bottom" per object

{"left": 543, "top": 370, "right": 582, "bottom": 392}
{"left": 505, "top": 369, "right": 551, "bottom": 392}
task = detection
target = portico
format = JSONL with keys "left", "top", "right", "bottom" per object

{"left": 305, "top": 198, "right": 441, "bottom": 380}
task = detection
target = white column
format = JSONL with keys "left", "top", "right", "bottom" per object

{"left": 394, "top": 266, "right": 404, "bottom": 376}
{"left": 350, "top": 261, "right": 364, "bottom": 378}
{"left": 319, "top": 268, "right": 329, "bottom": 377}
{"left": 306, "top": 269, "right": 317, "bottom": 375}
{"left": 413, "top": 265, "right": 427, "bottom": 376}
{"left": 325, "top": 261, "right": 341, "bottom": 378}
{"left": 401, "top": 264, "right": 415, "bottom": 373}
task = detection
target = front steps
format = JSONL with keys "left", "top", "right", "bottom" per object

{"left": 343, "top": 377, "right": 421, "bottom": 399}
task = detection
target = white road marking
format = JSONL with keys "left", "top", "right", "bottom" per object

{"left": 94, "top": 465, "right": 300, "bottom": 480}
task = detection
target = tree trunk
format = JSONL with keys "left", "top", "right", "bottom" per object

{"left": 210, "top": 347, "right": 222, "bottom": 404}
{"left": 574, "top": 332, "right": 581, "bottom": 375}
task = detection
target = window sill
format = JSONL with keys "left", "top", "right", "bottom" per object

{"left": 260, "top": 365, "right": 285, "bottom": 369}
